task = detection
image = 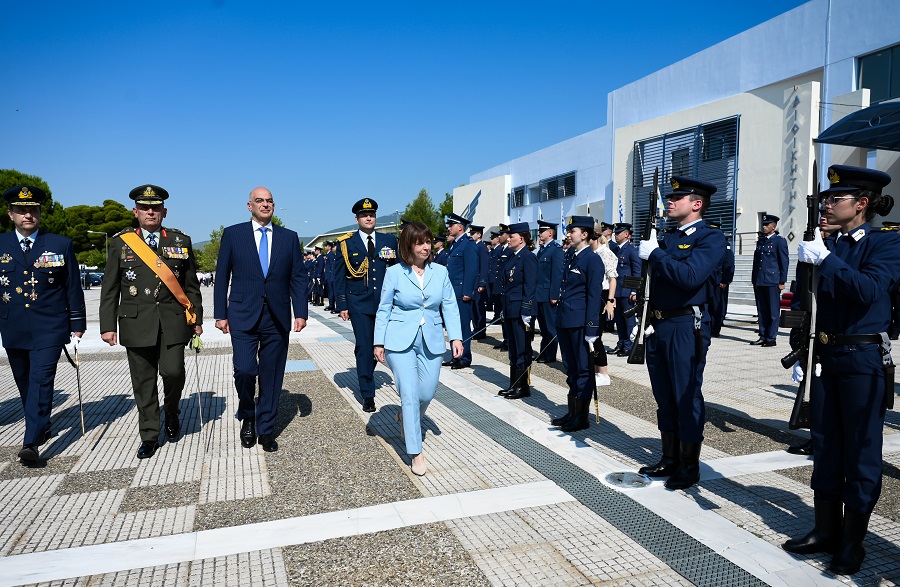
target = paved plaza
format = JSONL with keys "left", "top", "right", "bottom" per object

{"left": 1, "top": 288, "right": 899, "bottom": 586}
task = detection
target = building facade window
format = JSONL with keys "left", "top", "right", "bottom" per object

{"left": 512, "top": 186, "right": 525, "bottom": 208}
{"left": 858, "top": 43, "right": 900, "bottom": 103}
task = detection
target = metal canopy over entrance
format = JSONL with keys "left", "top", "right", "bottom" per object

{"left": 815, "top": 101, "right": 900, "bottom": 152}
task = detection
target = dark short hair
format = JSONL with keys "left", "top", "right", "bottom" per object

{"left": 398, "top": 221, "right": 433, "bottom": 266}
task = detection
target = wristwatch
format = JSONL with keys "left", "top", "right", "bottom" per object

{"left": 607, "top": 298, "right": 615, "bottom": 303}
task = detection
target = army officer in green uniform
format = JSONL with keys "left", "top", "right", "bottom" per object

{"left": 99, "top": 185, "right": 203, "bottom": 459}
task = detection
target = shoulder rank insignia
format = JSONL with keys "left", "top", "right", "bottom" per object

{"left": 684, "top": 227, "right": 697, "bottom": 236}
{"left": 113, "top": 228, "right": 136, "bottom": 238}
{"left": 678, "top": 244, "right": 691, "bottom": 249}
{"left": 337, "top": 232, "right": 354, "bottom": 242}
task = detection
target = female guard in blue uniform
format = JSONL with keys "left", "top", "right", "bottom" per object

{"left": 551, "top": 216, "right": 603, "bottom": 432}
{"left": 637, "top": 177, "right": 725, "bottom": 490}
{"left": 498, "top": 222, "right": 537, "bottom": 400}
{"left": 782, "top": 165, "right": 900, "bottom": 575}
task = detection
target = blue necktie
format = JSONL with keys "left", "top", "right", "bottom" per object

{"left": 259, "top": 227, "right": 269, "bottom": 277}
{"left": 146, "top": 233, "right": 157, "bottom": 249}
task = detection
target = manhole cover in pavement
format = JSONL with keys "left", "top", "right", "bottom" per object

{"left": 605, "top": 472, "right": 652, "bottom": 488}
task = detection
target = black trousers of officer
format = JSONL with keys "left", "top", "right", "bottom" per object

{"left": 7, "top": 346, "right": 63, "bottom": 446}
{"left": 473, "top": 288, "right": 487, "bottom": 338}
{"left": 536, "top": 301, "right": 559, "bottom": 360}
{"left": 645, "top": 315, "right": 711, "bottom": 443}
{"left": 710, "top": 285, "right": 729, "bottom": 336}
{"left": 754, "top": 285, "right": 780, "bottom": 342}
{"left": 505, "top": 316, "right": 529, "bottom": 371}
{"left": 810, "top": 345, "right": 886, "bottom": 514}
{"left": 558, "top": 326, "right": 592, "bottom": 401}
{"left": 125, "top": 326, "right": 187, "bottom": 442}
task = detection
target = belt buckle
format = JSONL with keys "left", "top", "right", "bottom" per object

{"left": 818, "top": 332, "right": 833, "bottom": 345}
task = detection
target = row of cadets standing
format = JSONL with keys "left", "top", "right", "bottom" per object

{"left": 535, "top": 220, "right": 564, "bottom": 364}
{"left": 333, "top": 198, "right": 398, "bottom": 412}
{"left": 488, "top": 225, "right": 511, "bottom": 351}
{"left": 1, "top": 186, "right": 87, "bottom": 465}
{"left": 751, "top": 214, "right": 789, "bottom": 346}
{"left": 442, "top": 213, "right": 478, "bottom": 369}
{"left": 497, "top": 222, "right": 537, "bottom": 400}
{"left": 432, "top": 231, "right": 449, "bottom": 265}
{"left": 550, "top": 215, "right": 604, "bottom": 433}
{"left": 612, "top": 223, "right": 641, "bottom": 356}
{"left": 324, "top": 241, "right": 338, "bottom": 312}
{"left": 707, "top": 221, "right": 735, "bottom": 337}
{"left": 636, "top": 176, "right": 724, "bottom": 490}
{"left": 469, "top": 224, "right": 490, "bottom": 341}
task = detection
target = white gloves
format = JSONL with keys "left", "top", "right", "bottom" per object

{"left": 797, "top": 228, "right": 831, "bottom": 266}
{"left": 585, "top": 336, "right": 598, "bottom": 346}
{"left": 638, "top": 229, "right": 659, "bottom": 260}
{"left": 630, "top": 325, "right": 654, "bottom": 341}
{"left": 70, "top": 333, "right": 81, "bottom": 351}
{"left": 791, "top": 361, "right": 822, "bottom": 382}
{"left": 521, "top": 315, "right": 531, "bottom": 327}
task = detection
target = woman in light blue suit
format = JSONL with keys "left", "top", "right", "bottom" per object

{"left": 375, "top": 222, "right": 463, "bottom": 476}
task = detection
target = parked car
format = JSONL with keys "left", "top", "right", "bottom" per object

{"left": 89, "top": 272, "right": 104, "bottom": 286}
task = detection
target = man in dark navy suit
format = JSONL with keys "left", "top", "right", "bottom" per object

{"left": 1, "top": 185, "right": 86, "bottom": 465}
{"left": 469, "top": 225, "right": 490, "bottom": 341}
{"left": 334, "top": 198, "right": 398, "bottom": 412}
{"left": 613, "top": 223, "right": 641, "bottom": 355}
{"left": 535, "top": 220, "right": 564, "bottom": 363}
{"left": 751, "top": 214, "right": 789, "bottom": 347}
{"left": 442, "top": 213, "right": 478, "bottom": 368}
{"left": 214, "top": 186, "right": 307, "bottom": 452}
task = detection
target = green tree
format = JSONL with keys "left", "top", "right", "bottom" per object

{"left": 196, "top": 225, "right": 224, "bottom": 272}
{"left": 271, "top": 214, "right": 285, "bottom": 228}
{"left": 439, "top": 192, "right": 453, "bottom": 219}
{"left": 67, "top": 200, "right": 136, "bottom": 257}
{"left": 78, "top": 248, "right": 107, "bottom": 268}
{"left": 0, "top": 169, "right": 66, "bottom": 234}
{"left": 402, "top": 188, "right": 441, "bottom": 235}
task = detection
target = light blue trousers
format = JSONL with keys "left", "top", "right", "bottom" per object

{"left": 385, "top": 326, "right": 441, "bottom": 455}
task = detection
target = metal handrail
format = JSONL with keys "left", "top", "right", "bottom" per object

{"left": 734, "top": 231, "right": 761, "bottom": 255}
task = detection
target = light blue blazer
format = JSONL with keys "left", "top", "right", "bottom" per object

{"left": 374, "top": 262, "right": 462, "bottom": 354}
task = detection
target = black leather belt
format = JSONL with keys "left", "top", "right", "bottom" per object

{"left": 649, "top": 307, "right": 694, "bottom": 320}
{"left": 817, "top": 332, "right": 882, "bottom": 346}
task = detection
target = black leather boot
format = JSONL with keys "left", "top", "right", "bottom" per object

{"left": 560, "top": 397, "right": 590, "bottom": 432}
{"left": 506, "top": 371, "right": 531, "bottom": 399}
{"left": 782, "top": 499, "right": 842, "bottom": 555}
{"left": 551, "top": 396, "right": 576, "bottom": 426}
{"left": 664, "top": 441, "right": 702, "bottom": 490}
{"left": 639, "top": 431, "right": 680, "bottom": 477}
{"left": 498, "top": 366, "right": 518, "bottom": 396}
{"left": 830, "top": 508, "right": 871, "bottom": 575}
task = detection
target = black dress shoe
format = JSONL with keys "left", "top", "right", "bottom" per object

{"left": 450, "top": 361, "right": 471, "bottom": 370}
{"left": 241, "top": 419, "right": 257, "bottom": 448}
{"left": 786, "top": 439, "right": 813, "bottom": 455}
{"left": 750, "top": 338, "right": 765, "bottom": 345}
{"left": 761, "top": 340, "right": 777, "bottom": 347}
{"left": 536, "top": 357, "right": 557, "bottom": 364}
{"left": 442, "top": 358, "right": 459, "bottom": 367}
{"left": 165, "top": 412, "right": 181, "bottom": 442}
{"left": 18, "top": 444, "right": 39, "bottom": 465}
{"left": 362, "top": 398, "right": 376, "bottom": 412}
{"left": 473, "top": 334, "right": 487, "bottom": 340}
{"left": 137, "top": 440, "right": 160, "bottom": 459}
{"left": 258, "top": 434, "right": 278, "bottom": 452}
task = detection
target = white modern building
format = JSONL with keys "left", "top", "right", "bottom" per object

{"left": 456, "top": 0, "right": 900, "bottom": 257}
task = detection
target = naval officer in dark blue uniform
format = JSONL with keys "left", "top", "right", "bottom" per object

{"left": 535, "top": 220, "right": 564, "bottom": 363}
{"left": 1, "top": 185, "right": 86, "bottom": 465}
{"left": 613, "top": 223, "right": 641, "bottom": 355}
{"left": 498, "top": 222, "right": 537, "bottom": 399}
{"left": 469, "top": 224, "right": 490, "bottom": 340}
{"left": 442, "top": 213, "right": 478, "bottom": 368}
{"left": 552, "top": 216, "right": 604, "bottom": 432}
{"left": 707, "top": 222, "right": 735, "bottom": 337}
{"left": 334, "top": 198, "right": 398, "bottom": 412}
{"left": 751, "top": 214, "right": 789, "bottom": 346}
{"left": 636, "top": 176, "right": 725, "bottom": 490}
{"left": 324, "top": 241, "right": 337, "bottom": 312}
{"left": 782, "top": 165, "right": 900, "bottom": 575}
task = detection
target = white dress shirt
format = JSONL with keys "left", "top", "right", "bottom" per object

{"left": 252, "top": 219, "right": 273, "bottom": 266}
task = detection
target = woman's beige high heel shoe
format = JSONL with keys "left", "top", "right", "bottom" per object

{"left": 411, "top": 452, "right": 426, "bottom": 476}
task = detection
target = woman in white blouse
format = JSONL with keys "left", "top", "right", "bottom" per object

{"left": 590, "top": 230, "right": 618, "bottom": 386}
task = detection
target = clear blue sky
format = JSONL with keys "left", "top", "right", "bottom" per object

{"left": 3, "top": 0, "right": 807, "bottom": 240}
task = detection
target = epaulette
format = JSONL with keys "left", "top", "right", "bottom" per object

{"left": 113, "top": 228, "right": 137, "bottom": 238}
{"left": 166, "top": 227, "right": 190, "bottom": 238}
{"left": 336, "top": 232, "right": 354, "bottom": 242}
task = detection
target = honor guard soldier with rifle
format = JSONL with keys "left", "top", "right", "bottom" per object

{"left": 1, "top": 185, "right": 86, "bottom": 465}
{"left": 100, "top": 185, "right": 203, "bottom": 459}
{"left": 781, "top": 165, "right": 900, "bottom": 575}
{"left": 334, "top": 198, "right": 398, "bottom": 412}
{"left": 535, "top": 220, "right": 564, "bottom": 363}
{"left": 635, "top": 176, "right": 725, "bottom": 490}
{"left": 751, "top": 214, "right": 789, "bottom": 346}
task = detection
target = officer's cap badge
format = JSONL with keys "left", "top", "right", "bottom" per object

{"left": 363, "top": 199, "right": 373, "bottom": 209}
{"left": 829, "top": 168, "right": 840, "bottom": 185}
{"left": 670, "top": 179, "right": 680, "bottom": 190}
{"left": 143, "top": 186, "right": 156, "bottom": 198}
{"left": 18, "top": 187, "right": 33, "bottom": 199}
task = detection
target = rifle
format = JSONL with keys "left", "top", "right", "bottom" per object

{"left": 779, "top": 161, "right": 819, "bottom": 429}
{"left": 623, "top": 167, "right": 661, "bottom": 365}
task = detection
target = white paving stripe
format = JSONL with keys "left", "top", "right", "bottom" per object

{"left": 437, "top": 368, "right": 846, "bottom": 587}
{"left": 0, "top": 480, "right": 573, "bottom": 587}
